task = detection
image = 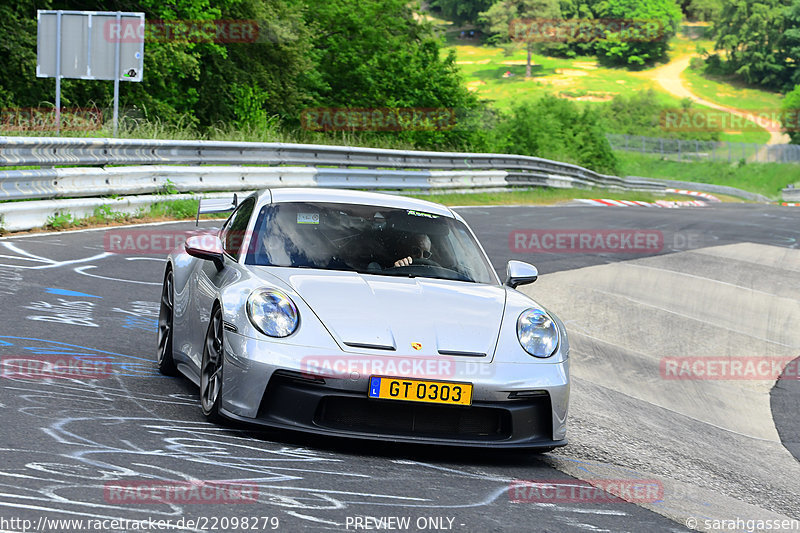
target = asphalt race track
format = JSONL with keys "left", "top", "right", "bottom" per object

{"left": 0, "top": 203, "right": 797, "bottom": 533}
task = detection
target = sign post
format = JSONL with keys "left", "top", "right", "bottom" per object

{"left": 55, "top": 12, "right": 62, "bottom": 135}
{"left": 37, "top": 10, "right": 145, "bottom": 136}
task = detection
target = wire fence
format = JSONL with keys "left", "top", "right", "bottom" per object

{"left": 606, "top": 134, "right": 800, "bottom": 164}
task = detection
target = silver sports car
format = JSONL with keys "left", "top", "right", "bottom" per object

{"left": 158, "top": 188, "right": 569, "bottom": 448}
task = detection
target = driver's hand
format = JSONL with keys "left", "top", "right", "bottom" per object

{"left": 394, "top": 257, "right": 413, "bottom": 267}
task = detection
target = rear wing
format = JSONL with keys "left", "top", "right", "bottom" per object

{"left": 196, "top": 194, "right": 238, "bottom": 226}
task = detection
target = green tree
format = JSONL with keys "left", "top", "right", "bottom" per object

{"left": 592, "top": 0, "right": 682, "bottom": 67}
{"left": 712, "top": 0, "right": 788, "bottom": 89}
{"left": 682, "top": 0, "right": 723, "bottom": 21}
{"left": 0, "top": 0, "right": 54, "bottom": 109}
{"left": 479, "top": 0, "right": 562, "bottom": 77}
{"left": 779, "top": 0, "right": 800, "bottom": 90}
{"left": 194, "top": 0, "right": 316, "bottom": 126}
{"left": 430, "top": 0, "right": 494, "bottom": 26}
{"left": 304, "top": 0, "right": 485, "bottom": 149}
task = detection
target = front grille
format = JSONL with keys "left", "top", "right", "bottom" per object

{"left": 314, "top": 397, "right": 511, "bottom": 440}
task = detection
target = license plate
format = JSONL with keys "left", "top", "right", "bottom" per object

{"left": 368, "top": 377, "right": 472, "bottom": 406}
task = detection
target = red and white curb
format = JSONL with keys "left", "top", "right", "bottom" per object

{"left": 664, "top": 189, "right": 721, "bottom": 202}
{"left": 781, "top": 202, "right": 800, "bottom": 206}
{"left": 576, "top": 199, "right": 658, "bottom": 207}
{"left": 576, "top": 199, "right": 707, "bottom": 208}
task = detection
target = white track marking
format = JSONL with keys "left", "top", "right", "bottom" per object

{"left": 74, "top": 265, "right": 161, "bottom": 285}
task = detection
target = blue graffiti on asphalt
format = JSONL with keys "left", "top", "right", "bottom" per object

{"left": 121, "top": 316, "right": 158, "bottom": 331}
{"left": 0, "top": 336, "right": 165, "bottom": 377}
{"left": 44, "top": 288, "right": 103, "bottom": 299}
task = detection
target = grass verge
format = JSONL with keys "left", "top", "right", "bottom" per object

{"left": 34, "top": 199, "right": 213, "bottom": 233}
{"left": 405, "top": 188, "right": 705, "bottom": 205}
{"left": 616, "top": 152, "right": 799, "bottom": 199}
{"left": 9, "top": 188, "right": 727, "bottom": 235}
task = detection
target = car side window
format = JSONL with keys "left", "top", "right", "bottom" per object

{"left": 220, "top": 198, "right": 255, "bottom": 259}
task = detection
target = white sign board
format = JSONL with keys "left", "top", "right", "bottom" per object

{"left": 37, "top": 10, "right": 144, "bottom": 81}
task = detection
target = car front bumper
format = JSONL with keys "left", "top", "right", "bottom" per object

{"left": 219, "top": 332, "right": 570, "bottom": 449}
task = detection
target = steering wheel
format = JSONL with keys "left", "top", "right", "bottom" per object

{"left": 408, "top": 257, "right": 440, "bottom": 267}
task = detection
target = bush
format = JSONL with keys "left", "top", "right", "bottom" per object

{"left": 781, "top": 84, "right": 800, "bottom": 144}
{"left": 491, "top": 96, "right": 619, "bottom": 174}
{"left": 595, "top": 90, "right": 721, "bottom": 141}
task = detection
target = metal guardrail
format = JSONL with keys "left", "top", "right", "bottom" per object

{"left": 0, "top": 135, "right": 769, "bottom": 232}
{"left": 0, "top": 166, "right": 512, "bottom": 201}
{"left": 783, "top": 186, "right": 800, "bottom": 201}
{"left": 0, "top": 136, "right": 656, "bottom": 193}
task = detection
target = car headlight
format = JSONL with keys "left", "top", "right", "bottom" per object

{"left": 517, "top": 308, "right": 559, "bottom": 358}
{"left": 247, "top": 289, "right": 299, "bottom": 337}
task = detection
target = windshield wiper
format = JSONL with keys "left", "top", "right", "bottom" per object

{"left": 355, "top": 269, "right": 416, "bottom": 278}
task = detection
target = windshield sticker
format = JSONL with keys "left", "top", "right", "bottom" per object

{"left": 407, "top": 209, "right": 439, "bottom": 219}
{"left": 297, "top": 213, "right": 320, "bottom": 225}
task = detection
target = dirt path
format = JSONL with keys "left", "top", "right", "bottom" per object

{"left": 647, "top": 55, "right": 789, "bottom": 145}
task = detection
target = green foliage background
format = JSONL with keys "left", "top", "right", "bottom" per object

{"left": 4, "top": 0, "right": 787, "bottom": 170}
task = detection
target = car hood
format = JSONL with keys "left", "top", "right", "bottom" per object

{"left": 257, "top": 268, "right": 506, "bottom": 361}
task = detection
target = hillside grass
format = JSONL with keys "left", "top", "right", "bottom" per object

{"left": 682, "top": 66, "right": 783, "bottom": 113}
{"left": 616, "top": 152, "right": 799, "bottom": 199}
{"left": 448, "top": 38, "right": 680, "bottom": 111}
{"left": 681, "top": 67, "right": 781, "bottom": 145}
{"left": 445, "top": 28, "right": 777, "bottom": 144}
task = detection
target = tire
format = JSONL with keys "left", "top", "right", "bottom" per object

{"left": 157, "top": 269, "right": 177, "bottom": 376}
{"left": 200, "top": 305, "right": 225, "bottom": 422}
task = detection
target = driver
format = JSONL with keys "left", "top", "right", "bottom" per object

{"left": 393, "top": 233, "right": 432, "bottom": 267}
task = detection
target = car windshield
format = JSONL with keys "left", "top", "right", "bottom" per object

{"left": 244, "top": 201, "right": 497, "bottom": 284}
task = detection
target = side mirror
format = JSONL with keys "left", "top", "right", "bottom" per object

{"left": 505, "top": 260, "right": 538, "bottom": 288}
{"left": 185, "top": 235, "right": 225, "bottom": 271}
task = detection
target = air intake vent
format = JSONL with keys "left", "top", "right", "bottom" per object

{"left": 438, "top": 350, "right": 486, "bottom": 357}
{"left": 343, "top": 342, "right": 396, "bottom": 351}
{"left": 271, "top": 369, "right": 325, "bottom": 385}
{"left": 315, "top": 397, "right": 511, "bottom": 440}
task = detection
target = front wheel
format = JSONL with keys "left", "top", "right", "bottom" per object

{"left": 157, "top": 269, "right": 177, "bottom": 375}
{"left": 200, "top": 305, "right": 225, "bottom": 422}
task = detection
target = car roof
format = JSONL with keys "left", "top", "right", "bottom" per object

{"left": 266, "top": 188, "right": 454, "bottom": 217}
